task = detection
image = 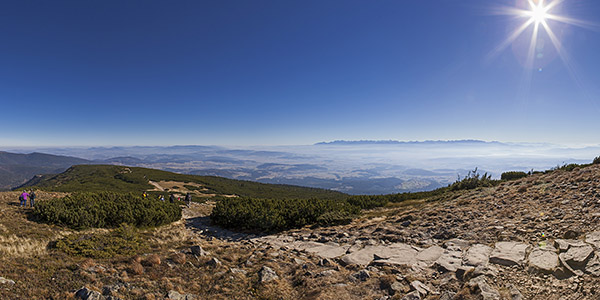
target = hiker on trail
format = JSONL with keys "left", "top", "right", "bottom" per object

{"left": 159, "top": 195, "right": 165, "bottom": 202}
{"left": 169, "top": 194, "right": 175, "bottom": 203}
{"left": 185, "top": 192, "right": 192, "bottom": 208}
{"left": 30, "top": 190, "right": 36, "bottom": 207}
{"left": 19, "top": 191, "right": 29, "bottom": 207}
{"left": 142, "top": 191, "right": 147, "bottom": 199}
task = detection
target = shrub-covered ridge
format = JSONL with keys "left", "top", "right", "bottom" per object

{"left": 211, "top": 197, "right": 359, "bottom": 232}
{"left": 34, "top": 192, "right": 181, "bottom": 229}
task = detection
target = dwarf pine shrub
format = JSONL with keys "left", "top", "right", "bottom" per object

{"left": 450, "top": 168, "right": 497, "bottom": 191}
{"left": 34, "top": 192, "right": 181, "bottom": 229}
{"left": 346, "top": 195, "right": 390, "bottom": 209}
{"left": 210, "top": 197, "right": 359, "bottom": 232}
{"left": 500, "top": 171, "right": 528, "bottom": 181}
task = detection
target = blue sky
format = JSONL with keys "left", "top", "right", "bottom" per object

{"left": 1, "top": 0, "right": 599, "bottom": 146}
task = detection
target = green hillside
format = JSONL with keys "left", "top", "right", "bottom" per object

{"left": 19, "top": 164, "right": 347, "bottom": 200}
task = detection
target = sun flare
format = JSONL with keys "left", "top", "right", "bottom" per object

{"left": 487, "top": 0, "right": 598, "bottom": 97}
{"left": 527, "top": 0, "right": 549, "bottom": 24}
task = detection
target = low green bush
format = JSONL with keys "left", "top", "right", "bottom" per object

{"left": 316, "top": 210, "right": 355, "bottom": 226}
{"left": 558, "top": 163, "right": 580, "bottom": 172}
{"left": 346, "top": 195, "right": 389, "bottom": 209}
{"left": 34, "top": 192, "right": 181, "bottom": 229}
{"left": 450, "top": 168, "right": 497, "bottom": 191}
{"left": 210, "top": 197, "right": 359, "bottom": 232}
{"left": 500, "top": 171, "right": 528, "bottom": 181}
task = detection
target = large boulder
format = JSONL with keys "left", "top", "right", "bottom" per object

{"left": 489, "top": 242, "right": 530, "bottom": 266}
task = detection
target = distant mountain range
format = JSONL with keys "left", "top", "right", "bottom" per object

{"left": 314, "top": 139, "right": 503, "bottom": 145}
{"left": 0, "top": 151, "right": 90, "bottom": 190}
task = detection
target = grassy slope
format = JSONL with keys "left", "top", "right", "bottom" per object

{"left": 21, "top": 164, "right": 347, "bottom": 200}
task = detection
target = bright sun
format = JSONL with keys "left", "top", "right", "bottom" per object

{"left": 487, "top": 0, "right": 578, "bottom": 72}
{"left": 526, "top": 0, "right": 549, "bottom": 24}
{"left": 487, "top": 0, "right": 597, "bottom": 100}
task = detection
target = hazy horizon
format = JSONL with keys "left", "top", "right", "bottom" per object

{"left": 2, "top": 139, "right": 600, "bottom": 149}
{"left": 2, "top": 140, "right": 599, "bottom": 194}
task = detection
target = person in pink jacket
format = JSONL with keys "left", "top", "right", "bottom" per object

{"left": 19, "top": 191, "right": 29, "bottom": 207}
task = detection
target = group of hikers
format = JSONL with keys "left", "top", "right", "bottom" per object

{"left": 144, "top": 191, "right": 193, "bottom": 207}
{"left": 18, "top": 190, "right": 36, "bottom": 208}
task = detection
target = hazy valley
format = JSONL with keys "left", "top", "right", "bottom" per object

{"left": 3, "top": 140, "right": 599, "bottom": 194}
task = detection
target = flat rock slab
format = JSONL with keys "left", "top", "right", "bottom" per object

{"left": 585, "top": 253, "right": 600, "bottom": 276}
{"left": 554, "top": 239, "right": 588, "bottom": 252}
{"left": 464, "top": 244, "right": 492, "bottom": 267}
{"left": 347, "top": 243, "right": 418, "bottom": 266}
{"left": 291, "top": 241, "right": 349, "bottom": 259}
{"left": 561, "top": 245, "right": 594, "bottom": 269}
{"left": 445, "top": 239, "right": 470, "bottom": 252}
{"left": 586, "top": 232, "right": 600, "bottom": 249}
{"left": 415, "top": 245, "right": 444, "bottom": 265}
{"left": 435, "top": 250, "right": 463, "bottom": 272}
{"left": 528, "top": 248, "right": 559, "bottom": 273}
{"left": 489, "top": 242, "right": 530, "bottom": 266}
{"left": 255, "top": 235, "right": 295, "bottom": 247}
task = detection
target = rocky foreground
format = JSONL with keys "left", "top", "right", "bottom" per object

{"left": 4, "top": 164, "right": 600, "bottom": 299}
{"left": 179, "top": 164, "right": 600, "bottom": 299}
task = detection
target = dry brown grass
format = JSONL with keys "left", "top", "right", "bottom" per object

{"left": 148, "top": 180, "right": 209, "bottom": 195}
{"left": 130, "top": 261, "right": 144, "bottom": 275}
{"left": 144, "top": 254, "right": 161, "bottom": 266}
{"left": 0, "top": 234, "right": 50, "bottom": 257}
{"left": 150, "top": 220, "right": 191, "bottom": 245}
{"left": 171, "top": 252, "right": 186, "bottom": 264}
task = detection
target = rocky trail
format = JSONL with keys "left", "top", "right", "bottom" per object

{"left": 178, "top": 165, "right": 600, "bottom": 299}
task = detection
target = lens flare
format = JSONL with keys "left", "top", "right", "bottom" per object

{"left": 526, "top": 0, "right": 550, "bottom": 24}
{"left": 486, "top": 0, "right": 599, "bottom": 101}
